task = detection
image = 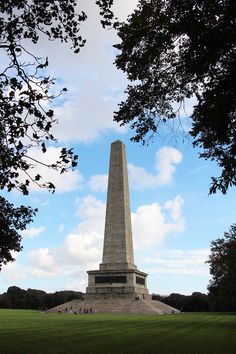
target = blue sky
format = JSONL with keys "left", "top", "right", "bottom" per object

{"left": 1, "top": 0, "right": 235, "bottom": 295}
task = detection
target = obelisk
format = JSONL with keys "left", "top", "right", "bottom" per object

{"left": 101, "top": 140, "right": 136, "bottom": 270}
{"left": 50, "top": 140, "right": 181, "bottom": 313}
{"left": 86, "top": 140, "right": 149, "bottom": 299}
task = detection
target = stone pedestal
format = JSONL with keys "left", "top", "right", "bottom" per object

{"left": 86, "top": 269, "right": 150, "bottom": 299}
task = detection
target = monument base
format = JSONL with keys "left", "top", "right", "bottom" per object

{"left": 49, "top": 297, "right": 180, "bottom": 314}
{"left": 86, "top": 268, "right": 149, "bottom": 299}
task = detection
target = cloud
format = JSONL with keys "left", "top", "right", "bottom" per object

{"left": 89, "top": 147, "right": 182, "bottom": 193}
{"left": 40, "top": 1, "right": 130, "bottom": 144}
{"left": 140, "top": 249, "right": 210, "bottom": 277}
{"left": 58, "top": 224, "right": 65, "bottom": 233}
{"left": 128, "top": 147, "right": 183, "bottom": 189}
{"left": 26, "top": 194, "right": 185, "bottom": 287}
{"left": 29, "top": 197, "right": 49, "bottom": 207}
{"left": 19, "top": 146, "right": 83, "bottom": 193}
{"left": 62, "top": 233, "right": 102, "bottom": 266}
{"left": 28, "top": 248, "right": 60, "bottom": 277}
{"left": 29, "top": 248, "right": 57, "bottom": 273}
{"left": 75, "top": 195, "right": 106, "bottom": 234}
{"left": 88, "top": 174, "right": 108, "bottom": 192}
{"left": 1, "top": 258, "right": 26, "bottom": 283}
{"left": 21, "top": 226, "right": 46, "bottom": 239}
{"left": 132, "top": 196, "right": 185, "bottom": 249}
{"left": 64, "top": 277, "right": 87, "bottom": 292}
{"left": 27, "top": 196, "right": 105, "bottom": 280}
{"left": 52, "top": 87, "right": 127, "bottom": 143}
{"left": 10, "top": 1, "right": 139, "bottom": 146}
{"left": 155, "top": 147, "right": 183, "bottom": 184}
{"left": 113, "top": 0, "right": 139, "bottom": 21}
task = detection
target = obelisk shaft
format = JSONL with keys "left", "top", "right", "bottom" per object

{"left": 100, "top": 140, "right": 136, "bottom": 270}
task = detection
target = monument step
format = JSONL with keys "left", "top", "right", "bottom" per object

{"left": 48, "top": 297, "right": 180, "bottom": 315}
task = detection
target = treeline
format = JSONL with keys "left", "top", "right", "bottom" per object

{"left": 1, "top": 287, "right": 234, "bottom": 312}
{"left": 0, "top": 286, "right": 84, "bottom": 310}
{"left": 152, "top": 292, "right": 234, "bottom": 312}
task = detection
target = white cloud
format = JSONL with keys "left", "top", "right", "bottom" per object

{"left": 58, "top": 224, "right": 65, "bottom": 233}
{"left": 28, "top": 248, "right": 57, "bottom": 275}
{"left": 132, "top": 196, "right": 185, "bottom": 249}
{"left": 1, "top": 260, "right": 26, "bottom": 282}
{"left": 9, "top": 1, "right": 139, "bottom": 147}
{"left": 89, "top": 147, "right": 182, "bottom": 193}
{"left": 88, "top": 174, "right": 108, "bottom": 192}
{"left": 19, "top": 146, "right": 83, "bottom": 193}
{"left": 155, "top": 147, "right": 183, "bottom": 185}
{"left": 128, "top": 147, "right": 183, "bottom": 189}
{"left": 9, "top": 1, "right": 138, "bottom": 146}
{"left": 21, "top": 226, "right": 46, "bottom": 239}
{"left": 112, "top": 0, "right": 139, "bottom": 21}
{"left": 64, "top": 277, "right": 87, "bottom": 292}
{"left": 26, "top": 194, "right": 185, "bottom": 286}
{"left": 52, "top": 88, "right": 126, "bottom": 143}
{"left": 141, "top": 249, "right": 210, "bottom": 277}
{"left": 29, "top": 197, "right": 49, "bottom": 207}
{"left": 164, "top": 196, "right": 185, "bottom": 225}
{"left": 27, "top": 196, "right": 105, "bottom": 281}
{"left": 62, "top": 233, "right": 102, "bottom": 266}
{"left": 75, "top": 195, "right": 106, "bottom": 235}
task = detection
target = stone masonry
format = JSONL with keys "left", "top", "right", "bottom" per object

{"left": 86, "top": 140, "right": 149, "bottom": 299}
{"left": 50, "top": 141, "right": 180, "bottom": 314}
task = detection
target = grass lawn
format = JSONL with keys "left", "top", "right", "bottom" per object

{"left": 0, "top": 310, "right": 235, "bottom": 354}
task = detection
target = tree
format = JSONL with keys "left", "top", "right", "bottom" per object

{"left": 153, "top": 292, "right": 210, "bottom": 312}
{"left": 207, "top": 224, "right": 236, "bottom": 311}
{"left": 0, "top": 286, "right": 84, "bottom": 309}
{"left": 114, "top": 0, "right": 236, "bottom": 194}
{"left": 0, "top": 0, "right": 114, "bottom": 267}
{"left": 0, "top": 0, "right": 87, "bottom": 194}
{"left": 0, "top": 197, "right": 36, "bottom": 270}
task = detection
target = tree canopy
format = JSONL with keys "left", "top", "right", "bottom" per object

{"left": 0, "top": 0, "right": 114, "bottom": 267}
{"left": 0, "top": 0, "right": 86, "bottom": 194}
{"left": 0, "top": 286, "right": 83, "bottom": 309}
{"left": 114, "top": 0, "right": 236, "bottom": 194}
{"left": 207, "top": 224, "right": 236, "bottom": 311}
{"left": 0, "top": 197, "right": 36, "bottom": 270}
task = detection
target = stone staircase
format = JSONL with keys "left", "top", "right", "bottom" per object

{"left": 48, "top": 297, "right": 180, "bottom": 315}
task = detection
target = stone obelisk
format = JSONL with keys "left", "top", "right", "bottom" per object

{"left": 101, "top": 140, "right": 136, "bottom": 271}
{"left": 86, "top": 140, "right": 149, "bottom": 298}
{"left": 50, "top": 141, "right": 180, "bottom": 314}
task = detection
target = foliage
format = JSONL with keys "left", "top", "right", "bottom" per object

{"left": 153, "top": 292, "right": 210, "bottom": 312}
{"left": 0, "top": 286, "right": 84, "bottom": 309}
{"left": 0, "top": 0, "right": 115, "bottom": 193}
{"left": 0, "top": 0, "right": 87, "bottom": 194}
{"left": 207, "top": 224, "right": 236, "bottom": 311}
{"left": 0, "top": 197, "right": 36, "bottom": 270}
{"left": 96, "top": 0, "right": 116, "bottom": 28}
{"left": 0, "top": 0, "right": 113, "bottom": 267}
{"left": 114, "top": 0, "right": 236, "bottom": 194}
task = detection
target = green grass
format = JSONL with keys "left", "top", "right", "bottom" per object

{"left": 0, "top": 310, "right": 236, "bottom": 354}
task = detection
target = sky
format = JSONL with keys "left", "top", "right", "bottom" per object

{"left": 1, "top": 0, "right": 236, "bottom": 296}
